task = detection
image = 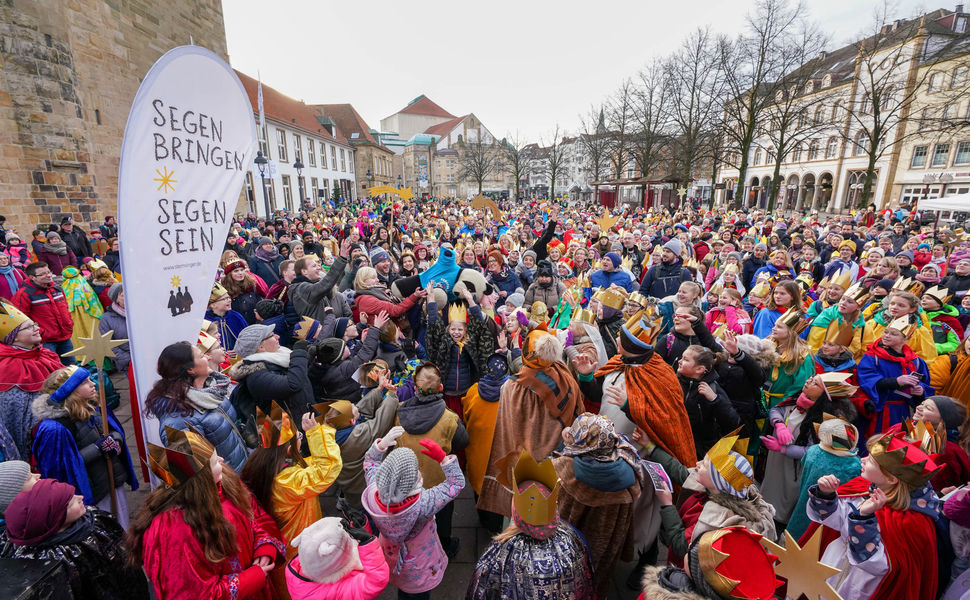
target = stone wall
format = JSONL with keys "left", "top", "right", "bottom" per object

{"left": 0, "top": 0, "right": 228, "bottom": 236}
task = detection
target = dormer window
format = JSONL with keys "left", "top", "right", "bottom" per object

{"left": 822, "top": 74, "right": 832, "bottom": 88}
{"left": 804, "top": 81, "right": 814, "bottom": 94}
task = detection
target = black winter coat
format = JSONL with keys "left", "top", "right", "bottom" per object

{"left": 639, "top": 260, "right": 691, "bottom": 299}
{"left": 681, "top": 372, "right": 740, "bottom": 459}
{"left": 655, "top": 320, "right": 720, "bottom": 367}
{"left": 60, "top": 227, "right": 92, "bottom": 259}
{"left": 309, "top": 325, "right": 380, "bottom": 402}
{"left": 741, "top": 256, "right": 766, "bottom": 291}
{"left": 230, "top": 348, "right": 313, "bottom": 435}
{"left": 716, "top": 351, "right": 767, "bottom": 439}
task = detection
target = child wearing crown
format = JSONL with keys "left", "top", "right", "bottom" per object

{"left": 638, "top": 429, "right": 776, "bottom": 569}
{"left": 805, "top": 430, "right": 943, "bottom": 600}
{"left": 921, "top": 285, "right": 965, "bottom": 355}
{"left": 862, "top": 289, "right": 938, "bottom": 363}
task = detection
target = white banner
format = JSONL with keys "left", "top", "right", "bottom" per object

{"left": 118, "top": 45, "right": 255, "bottom": 467}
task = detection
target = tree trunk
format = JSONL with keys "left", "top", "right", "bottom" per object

{"left": 860, "top": 153, "right": 878, "bottom": 209}
{"left": 478, "top": 179, "right": 483, "bottom": 194}
{"left": 709, "top": 160, "right": 719, "bottom": 210}
{"left": 734, "top": 152, "right": 750, "bottom": 211}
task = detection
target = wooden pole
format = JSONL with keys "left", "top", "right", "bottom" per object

{"left": 97, "top": 367, "right": 119, "bottom": 516}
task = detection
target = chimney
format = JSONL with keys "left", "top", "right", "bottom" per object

{"left": 958, "top": 4, "right": 965, "bottom": 13}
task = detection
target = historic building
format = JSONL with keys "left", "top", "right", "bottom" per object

{"left": 717, "top": 7, "right": 970, "bottom": 212}
{"left": 315, "top": 103, "right": 396, "bottom": 195}
{"left": 0, "top": 0, "right": 228, "bottom": 235}
{"left": 235, "top": 72, "right": 356, "bottom": 215}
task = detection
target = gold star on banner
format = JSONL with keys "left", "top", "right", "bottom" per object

{"left": 154, "top": 166, "right": 178, "bottom": 194}
{"left": 761, "top": 528, "right": 844, "bottom": 600}
{"left": 170, "top": 275, "right": 182, "bottom": 287}
{"left": 62, "top": 329, "right": 128, "bottom": 369}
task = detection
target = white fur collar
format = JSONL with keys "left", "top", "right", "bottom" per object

{"left": 244, "top": 347, "right": 291, "bottom": 368}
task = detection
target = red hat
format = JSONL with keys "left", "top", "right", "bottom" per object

{"left": 224, "top": 260, "right": 247, "bottom": 275}
{"left": 5, "top": 479, "right": 75, "bottom": 546}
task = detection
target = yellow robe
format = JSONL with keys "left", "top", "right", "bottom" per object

{"left": 462, "top": 383, "right": 500, "bottom": 495}
{"left": 806, "top": 323, "right": 864, "bottom": 360}
{"left": 862, "top": 312, "right": 937, "bottom": 363}
{"left": 930, "top": 354, "right": 970, "bottom": 408}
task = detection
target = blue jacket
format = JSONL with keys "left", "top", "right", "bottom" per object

{"left": 639, "top": 260, "right": 691, "bottom": 299}
{"left": 487, "top": 267, "right": 523, "bottom": 302}
{"left": 154, "top": 373, "right": 248, "bottom": 472}
{"left": 248, "top": 254, "right": 284, "bottom": 286}
{"left": 205, "top": 309, "right": 248, "bottom": 351}
{"left": 857, "top": 344, "right": 934, "bottom": 433}
{"left": 590, "top": 268, "right": 636, "bottom": 292}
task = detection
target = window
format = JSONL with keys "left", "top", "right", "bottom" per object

{"left": 753, "top": 148, "right": 762, "bottom": 165}
{"left": 813, "top": 106, "right": 825, "bottom": 124}
{"left": 955, "top": 141, "right": 970, "bottom": 165}
{"left": 804, "top": 81, "right": 814, "bottom": 94}
{"left": 953, "top": 66, "right": 968, "bottom": 88}
{"left": 767, "top": 147, "right": 776, "bottom": 164}
{"left": 310, "top": 176, "right": 318, "bottom": 199}
{"left": 349, "top": 153, "right": 354, "bottom": 173}
{"left": 859, "top": 95, "right": 871, "bottom": 115}
{"left": 245, "top": 172, "right": 255, "bottom": 213}
{"left": 911, "top": 145, "right": 928, "bottom": 167}
{"left": 792, "top": 144, "right": 803, "bottom": 162}
{"left": 831, "top": 101, "right": 842, "bottom": 123}
{"left": 853, "top": 130, "right": 869, "bottom": 156}
{"left": 822, "top": 74, "right": 832, "bottom": 88}
{"left": 808, "top": 139, "right": 820, "bottom": 160}
{"left": 293, "top": 134, "right": 302, "bottom": 163}
{"left": 942, "top": 103, "right": 956, "bottom": 125}
{"left": 340, "top": 148, "right": 347, "bottom": 171}
{"left": 322, "top": 179, "right": 330, "bottom": 199}
{"left": 267, "top": 182, "right": 277, "bottom": 210}
{"left": 276, "top": 129, "right": 288, "bottom": 162}
{"left": 307, "top": 140, "right": 316, "bottom": 167}
{"left": 826, "top": 136, "right": 839, "bottom": 158}
{"left": 258, "top": 124, "right": 269, "bottom": 157}
{"left": 931, "top": 143, "right": 950, "bottom": 167}
{"left": 929, "top": 72, "right": 944, "bottom": 92}
{"left": 920, "top": 108, "right": 932, "bottom": 131}
{"left": 281, "top": 174, "right": 292, "bottom": 210}
{"left": 319, "top": 142, "right": 327, "bottom": 168}
{"left": 330, "top": 146, "right": 337, "bottom": 171}
{"left": 797, "top": 109, "right": 808, "bottom": 128}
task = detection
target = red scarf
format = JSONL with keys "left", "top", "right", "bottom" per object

{"left": 799, "top": 477, "right": 938, "bottom": 600}
{"left": 0, "top": 344, "right": 64, "bottom": 392}
{"left": 866, "top": 341, "right": 919, "bottom": 375}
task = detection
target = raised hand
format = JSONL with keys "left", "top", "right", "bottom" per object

{"left": 817, "top": 474, "right": 840, "bottom": 495}
{"left": 572, "top": 354, "right": 597, "bottom": 375}
{"left": 301, "top": 412, "right": 317, "bottom": 432}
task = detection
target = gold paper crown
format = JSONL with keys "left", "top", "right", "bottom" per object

{"left": 147, "top": 426, "right": 216, "bottom": 488}
{"left": 709, "top": 281, "right": 724, "bottom": 296}
{"left": 592, "top": 287, "right": 627, "bottom": 310}
{"left": 697, "top": 527, "right": 783, "bottom": 600}
{"left": 621, "top": 255, "right": 634, "bottom": 272}
{"left": 197, "top": 330, "right": 219, "bottom": 352}
{"left": 572, "top": 308, "right": 596, "bottom": 325}
{"left": 706, "top": 428, "right": 754, "bottom": 492}
{"left": 777, "top": 307, "right": 810, "bottom": 334}
{"left": 886, "top": 314, "right": 917, "bottom": 339}
{"left": 813, "top": 413, "right": 859, "bottom": 452}
{"left": 313, "top": 401, "right": 354, "bottom": 429}
{"left": 817, "top": 372, "right": 859, "bottom": 397}
{"left": 594, "top": 209, "right": 619, "bottom": 232}
{"left": 627, "top": 292, "right": 649, "bottom": 308}
{"left": 923, "top": 285, "right": 952, "bottom": 306}
{"left": 210, "top": 282, "right": 229, "bottom": 303}
{"left": 621, "top": 309, "right": 663, "bottom": 348}
{"left": 448, "top": 302, "right": 468, "bottom": 323}
{"left": 892, "top": 277, "right": 925, "bottom": 296}
{"left": 256, "top": 401, "right": 296, "bottom": 449}
{"left": 293, "top": 316, "right": 318, "bottom": 341}
{"left": 723, "top": 263, "right": 740, "bottom": 274}
{"left": 576, "top": 272, "right": 591, "bottom": 289}
{"left": 529, "top": 302, "right": 548, "bottom": 322}
{"left": 0, "top": 301, "right": 30, "bottom": 341}
{"left": 905, "top": 418, "right": 947, "bottom": 455}
{"left": 201, "top": 319, "right": 214, "bottom": 332}
{"left": 511, "top": 451, "right": 560, "bottom": 527}
{"left": 869, "top": 430, "right": 942, "bottom": 488}
{"left": 842, "top": 282, "right": 871, "bottom": 305}
{"left": 355, "top": 359, "right": 389, "bottom": 388}
{"left": 829, "top": 268, "right": 852, "bottom": 290}
{"left": 823, "top": 318, "right": 855, "bottom": 347}
{"left": 751, "top": 275, "right": 771, "bottom": 298}
{"left": 712, "top": 323, "right": 729, "bottom": 339}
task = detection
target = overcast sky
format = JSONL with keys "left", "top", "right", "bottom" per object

{"left": 223, "top": 0, "right": 933, "bottom": 143}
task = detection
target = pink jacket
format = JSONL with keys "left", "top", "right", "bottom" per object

{"left": 705, "top": 306, "right": 751, "bottom": 335}
{"left": 285, "top": 540, "right": 389, "bottom": 600}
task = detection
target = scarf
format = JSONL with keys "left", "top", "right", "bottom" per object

{"left": 595, "top": 353, "right": 696, "bottom": 467}
{"left": 255, "top": 245, "right": 279, "bottom": 262}
{"left": 60, "top": 267, "right": 103, "bottom": 318}
{"left": 515, "top": 333, "right": 582, "bottom": 424}
{"left": 0, "top": 263, "right": 19, "bottom": 295}
{"left": 42, "top": 240, "right": 67, "bottom": 256}
{"left": 244, "top": 347, "right": 291, "bottom": 368}
{"left": 110, "top": 302, "right": 126, "bottom": 317}
{"left": 867, "top": 340, "right": 918, "bottom": 374}
{"left": 477, "top": 355, "right": 509, "bottom": 402}
{"left": 560, "top": 412, "right": 640, "bottom": 467}
{"left": 185, "top": 387, "right": 223, "bottom": 411}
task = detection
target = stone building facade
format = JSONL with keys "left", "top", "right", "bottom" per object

{"left": 0, "top": 0, "right": 228, "bottom": 235}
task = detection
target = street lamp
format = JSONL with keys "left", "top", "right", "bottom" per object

{"left": 254, "top": 150, "right": 270, "bottom": 219}
{"left": 397, "top": 174, "right": 403, "bottom": 188}
{"left": 293, "top": 158, "right": 305, "bottom": 208}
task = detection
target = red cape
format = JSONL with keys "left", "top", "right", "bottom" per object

{"left": 0, "top": 343, "right": 64, "bottom": 392}
{"left": 799, "top": 476, "right": 938, "bottom": 600}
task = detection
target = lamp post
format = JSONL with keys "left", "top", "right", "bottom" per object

{"left": 254, "top": 150, "right": 270, "bottom": 219}
{"left": 293, "top": 158, "right": 305, "bottom": 209}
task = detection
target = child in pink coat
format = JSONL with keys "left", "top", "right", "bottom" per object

{"left": 286, "top": 516, "right": 389, "bottom": 600}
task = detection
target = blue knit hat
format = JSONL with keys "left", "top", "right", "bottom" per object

{"left": 604, "top": 252, "right": 622, "bottom": 269}
{"left": 370, "top": 248, "right": 390, "bottom": 267}
{"left": 48, "top": 367, "right": 91, "bottom": 405}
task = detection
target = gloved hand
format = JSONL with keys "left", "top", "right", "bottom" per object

{"left": 419, "top": 438, "right": 447, "bottom": 463}
{"left": 340, "top": 518, "right": 376, "bottom": 545}
{"left": 377, "top": 426, "right": 405, "bottom": 452}
{"left": 293, "top": 340, "right": 309, "bottom": 352}
{"left": 795, "top": 392, "right": 816, "bottom": 412}
{"left": 773, "top": 421, "right": 794, "bottom": 445}
{"left": 98, "top": 434, "right": 121, "bottom": 455}
{"left": 761, "top": 434, "right": 783, "bottom": 453}
{"left": 305, "top": 342, "right": 318, "bottom": 362}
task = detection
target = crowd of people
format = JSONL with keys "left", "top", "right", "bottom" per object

{"left": 0, "top": 197, "right": 968, "bottom": 599}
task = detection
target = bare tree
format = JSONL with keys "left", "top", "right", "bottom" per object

{"left": 665, "top": 27, "right": 726, "bottom": 208}
{"left": 605, "top": 80, "right": 636, "bottom": 179}
{"left": 540, "top": 125, "right": 569, "bottom": 200}
{"left": 840, "top": 6, "right": 968, "bottom": 209}
{"left": 577, "top": 106, "right": 611, "bottom": 182}
{"left": 630, "top": 59, "right": 670, "bottom": 180}
{"left": 500, "top": 133, "right": 531, "bottom": 201}
{"left": 457, "top": 140, "right": 501, "bottom": 195}
{"left": 720, "top": 0, "right": 808, "bottom": 209}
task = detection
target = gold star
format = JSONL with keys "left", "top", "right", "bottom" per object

{"left": 594, "top": 208, "right": 619, "bottom": 232}
{"left": 761, "top": 529, "right": 844, "bottom": 600}
{"left": 154, "top": 166, "right": 178, "bottom": 194}
{"left": 62, "top": 329, "right": 128, "bottom": 369}
{"left": 677, "top": 186, "right": 688, "bottom": 198}
{"left": 170, "top": 275, "right": 182, "bottom": 287}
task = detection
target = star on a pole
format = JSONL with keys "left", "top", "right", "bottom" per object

{"left": 594, "top": 208, "right": 619, "bottom": 232}
{"left": 62, "top": 329, "right": 128, "bottom": 369}
{"left": 677, "top": 186, "right": 688, "bottom": 198}
{"left": 761, "top": 528, "right": 843, "bottom": 600}
{"left": 154, "top": 166, "right": 178, "bottom": 194}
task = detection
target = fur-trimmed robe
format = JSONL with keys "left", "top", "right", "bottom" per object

{"left": 638, "top": 566, "right": 707, "bottom": 600}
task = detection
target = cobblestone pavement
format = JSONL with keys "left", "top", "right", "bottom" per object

{"left": 112, "top": 373, "right": 648, "bottom": 599}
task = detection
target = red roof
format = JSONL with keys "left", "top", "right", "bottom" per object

{"left": 234, "top": 70, "right": 347, "bottom": 144}
{"left": 423, "top": 115, "right": 467, "bottom": 137}
{"left": 396, "top": 95, "right": 455, "bottom": 118}
{"left": 314, "top": 103, "right": 384, "bottom": 147}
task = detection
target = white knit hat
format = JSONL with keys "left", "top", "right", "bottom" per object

{"left": 291, "top": 517, "right": 362, "bottom": 584}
